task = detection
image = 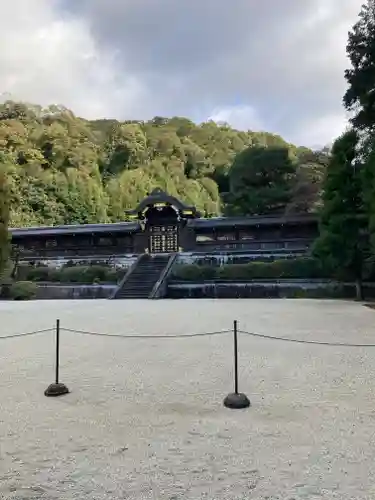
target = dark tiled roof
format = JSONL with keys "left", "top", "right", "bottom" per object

{"left": 10, "top": 222, "right": 141, "bottom": 238}
{"left": 188, "top": 213, "right": 318, "bottom": 229}
{"left": 9, "top": 213, "right": 318, "bottom": 239}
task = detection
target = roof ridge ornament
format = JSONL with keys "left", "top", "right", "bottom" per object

{"left": 149, "top": 187, "right": 164, "bottom": 195}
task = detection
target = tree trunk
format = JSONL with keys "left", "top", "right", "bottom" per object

{"left": 10, "top": 253, "right": 19, "bottom": 280}
{"left": 355, "top": 279, "right": 364, "bottom": 301}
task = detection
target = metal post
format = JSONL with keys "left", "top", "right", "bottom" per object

{"left": 44, "top": 318, "right": 69, "bottom": 397}
{"left": 223, "top": 319, "right": 250, "bottom": 409}
{"left": 55, "top": 319, "right": 60, "bottom": 385}
{"left": 234, "top": 319, "right": 239, "bottom": 394}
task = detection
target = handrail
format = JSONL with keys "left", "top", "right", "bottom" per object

{"left": 149, "top": 253, "right": 178, "bottom": 299}
{"left": 109, "top": 254, "right": 145, "bottom": 299}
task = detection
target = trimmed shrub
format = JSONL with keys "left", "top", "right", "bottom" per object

{"left": 171, "top": 258, "right": 330, "bottom": 281}
{"left": 172, "top": 264, "right": 216, "bottom": 281}
{"left": 20, "top": 265, "right": 60, "bottom": 282}
{"left": 17, "top": 264, "right": 124, "bottom": 284}
{"left": 7, "top": 281, "right": 37, "bottom": 300}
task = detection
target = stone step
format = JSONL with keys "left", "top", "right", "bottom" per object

{"left": 112, "top": 253, "right": 171, "bottom": 299}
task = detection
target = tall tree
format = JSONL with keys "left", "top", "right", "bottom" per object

{"left": 227, "top": 146, "right": 296, "bottom": 215}
{"left": 360, "top": 134, "right": 375, "bottom": 255}
{"left": 286, "top": 148, "right": 330, "bottom": 214}
{"left": 313, "top": 130, "right": 366, "bottom": 299}
{"left": 344, "top": 0, "right": 375, "bottom": 131}
{"left": 0, "top": 161, "right": 10, "bottom": 279}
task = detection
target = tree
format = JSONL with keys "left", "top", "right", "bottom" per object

{"left": 359, "top": 134, "right": 375, "bottom": 257}
{"left": 313, "top": 130, "right": 367, "bottom": 300}
{"left": 0, "top": 100, "right": 323, "bottom": 226}
{"left": 286, "top": 148, "right": 330, "bottom": 214}
{"left": 227, "top": 146, "right": 296, "bottom": 215}
{"left": 344, "top": 0, "right": 375, "bottom": 131}
{"left": 102, "top": 123, "right": 148, "bottom": 176}
{"left": 0, "top": 161, "right": 10, "bottom": 279}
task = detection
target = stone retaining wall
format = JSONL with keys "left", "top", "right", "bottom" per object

{"left": 35, "top": 283, "right": 116, "bottom": 300}
{"left": 166, "top": 281, "right": 373, "bottom": 299}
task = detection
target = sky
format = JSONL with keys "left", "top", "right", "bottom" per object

{"left": 0, "top": 0, "right": 364, "bottom": 148}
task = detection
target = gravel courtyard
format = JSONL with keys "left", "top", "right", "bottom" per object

{"left": 1, "top": 299, "right": 375, "bottom": 499}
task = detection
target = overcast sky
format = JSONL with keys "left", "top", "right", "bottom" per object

{"left": 0, "top": 0, "right": 363, "bottom": 147}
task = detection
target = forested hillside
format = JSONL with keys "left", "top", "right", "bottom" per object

{"left": 0, "top": 100, "right": 328, "bottom": 227}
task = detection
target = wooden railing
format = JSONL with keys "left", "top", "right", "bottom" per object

{"left": 194, "top": 238, "right": 312, "bottom": 252}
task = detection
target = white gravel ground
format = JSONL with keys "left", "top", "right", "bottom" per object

{"left": 1, "top": 299, "right": 375, "bottom": 499}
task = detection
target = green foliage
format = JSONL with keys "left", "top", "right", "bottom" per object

{"left": 172, "top": 258, "right": 328, "bottom": 281}
{"left": 227, "top": 146, "right": 297, "bottom": 215}
{"left": 287, "top": 149, "right": 329, "bottom": 214}
{"left": 344, "top": 0, "right": 375, "bottom": 131}
{"left": 18, "top": 264, "right": 124, "bottom": 284}
{"left": 313, "top": 131, "right": 367, "bottom": 282}
{"left": 0, "top": 160, "right": 10, "bottom": 278}
{"left": 361, "top": 135, "right": 375, "bottom": 256}
{"left": 1, "top": 281, "right": 37, "bottom": 301}
{"left": 0, "top": 100, "right": 327, "bottom": 227}
{"left": 172, "top": 264, "right": 217, "bottom": 281}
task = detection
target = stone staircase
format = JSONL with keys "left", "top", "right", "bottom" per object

{"left": 112, "top": 254, "right": 172, "bottom": 299}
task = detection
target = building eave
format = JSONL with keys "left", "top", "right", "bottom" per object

{"left": 188, "top": 213, "right": 318, "bottom": 229}
{"left": 10, "top": 222, "right": 141, "bottom": 238}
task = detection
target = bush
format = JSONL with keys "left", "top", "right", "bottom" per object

{"left": 17, "top": 263, "right": 124, "bottom": 284}
{"left": 5, "top": 281, "right": 37, "bottom": 300}
{"left": 20, "top": 265, "right": 60, "bottom": 282}
{"left": 172, "top": 264, "right": 216, "bottom": 281}
{"left": 171, "top": 258, "right": 330, "bottom": 281}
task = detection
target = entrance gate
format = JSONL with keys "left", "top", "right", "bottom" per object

{"left": 126, "top": 189, "right": 198, "bottom": 254}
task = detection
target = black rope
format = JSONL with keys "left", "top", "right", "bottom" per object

{"left": 239, "top": 330, "right": 375, "bottom": 347}
{"left": 2, "top": 325, "right": 374, "bottom": 347}
{"left": 61, "top": 327, "right": 230, "bottom": 339}
{"left": 0, "top": 328, "right": 53, "bottom": 340}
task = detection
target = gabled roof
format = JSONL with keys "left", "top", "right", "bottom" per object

{"left": 126, "top": 188, "right": 199, "bottom": 217}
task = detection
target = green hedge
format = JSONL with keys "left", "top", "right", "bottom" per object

{"left": 17, "top": 264, "right": 124, "bottom": 284}
{"left": 172, "top": 258, "right": 330, "bottom": 281}
{"left": 0, "top": 281, "right": 37, "bottom": 300}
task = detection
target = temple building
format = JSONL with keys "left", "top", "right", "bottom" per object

{"left": 10, "top": 188, "right": 318, "bottom": 262}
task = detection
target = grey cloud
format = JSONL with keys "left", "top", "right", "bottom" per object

{"left": 72, "top": 1, "right": 316, "bottom": 75}
{"left": 7, "top": 0, "right": 364, "bottom": 146}
{"left": 65, "top": 0, "right": 362, "bottom": 145}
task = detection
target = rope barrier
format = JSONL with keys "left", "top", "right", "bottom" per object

{"left": 3, "top": 320, "right": 374, "bottom": 408}
{"left": 2, "top": 324, "right": 375, "bottom": 347}
{"left": 239, "top": 330, "right": 375, "bottom": 347}
{"left": 0, "top": 328, "right": 54, "bottom": 340}
{"left": 61, "top": 327, "right": 231, "bottom": 339}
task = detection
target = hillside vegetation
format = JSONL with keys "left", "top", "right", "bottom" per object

{"left": 0, "top": 100, "right": 328, "bottom": 228}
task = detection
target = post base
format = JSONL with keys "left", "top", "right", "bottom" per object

{"left": 223, "top": 392, "right": 250, "bottom": 409}
{"left": 44, "top": 383, "right": 69, "bottom": 397}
